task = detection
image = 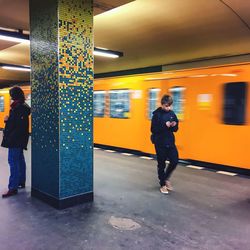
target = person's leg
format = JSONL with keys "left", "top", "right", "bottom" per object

{"left": 155, "top": 145, "right": 167, "bottom": 187}
{"left": 18, "top": 149, "right": 26, "bottom": 188}
{"left": 164, "top": 146, "right": 179, "bottom": 185}
{"left": 2, "top": 148, "right": 19, "bottom": 198}
{"left": 7, "top": 148, "right": 20, "bottom": 191}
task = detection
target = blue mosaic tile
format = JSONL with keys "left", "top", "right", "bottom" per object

{"left": 30, "top": 0, "right": 93, "bottom": 199}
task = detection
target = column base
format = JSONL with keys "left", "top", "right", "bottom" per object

{"left": 31, "top": 188, "right": 93, "bottom": 209}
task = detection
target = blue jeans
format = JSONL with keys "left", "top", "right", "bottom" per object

{"left": 8, "top": 148, "right": 26, "bottom": 190}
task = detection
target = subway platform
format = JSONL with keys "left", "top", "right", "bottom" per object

{"left": 0, "top": 142, "right": 250, "bottom": 250}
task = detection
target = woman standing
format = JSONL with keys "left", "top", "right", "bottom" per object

{"left": 1, "top": 86, "right": 31, "bottom": 198}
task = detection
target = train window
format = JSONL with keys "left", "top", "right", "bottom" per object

{"left": 148, "top": 88, "right": 160, "bottom": 119}
{"left": 109, "top": 89, "right": 130, "bottom": 118}
{"left": 169, "top": 86, "right": 185, "bottom": 120}
{"left": 94, "top": 91, "right": 105, "bottom": 117}
{"left": 223, "top": 82, "right": 247, "bottom": 125}
{"left": 0, "top": 96, "right": 4, "bottom": 112}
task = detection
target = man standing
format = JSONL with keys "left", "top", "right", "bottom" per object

{"left": 151, "top": 95, "right": 179, "bottom": 194}
{"left": 1, "top": 86, "right": 31, "bottom": 198}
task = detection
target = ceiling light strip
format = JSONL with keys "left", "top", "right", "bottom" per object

{"left": 2, "top": 66, "right": 31, "bottom": 72}
{"left": 0, "top": 29, "right": 123, "bottom": 58}
{"left": 94, "top": 47, "right": 123, "bottom": 58}
{"left": 0, "top": 63, "right": 31, "bottom": 72}
{"left": 0, "top": 29, "right": 29, "bottom": 43}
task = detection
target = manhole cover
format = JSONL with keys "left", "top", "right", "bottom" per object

{"left": 108, "top": 216, "right": 141, "bottom": 231}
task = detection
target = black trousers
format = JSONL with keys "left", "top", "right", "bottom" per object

{"left": 155, "top": 144, "right": 179, "bottom": 186}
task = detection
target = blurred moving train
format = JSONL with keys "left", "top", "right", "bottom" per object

{"left": 0, "top": 62, "right": 250, "bottom": 172}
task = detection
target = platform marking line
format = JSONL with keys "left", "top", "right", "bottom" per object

{"left": 98, "top": 150, "right": 240, "bottom": 177}
{"left": 186, "top": 165, "right": 204, "bottom": 170}
{"left": 216, "top": 171, "right": 237, "bottom": 176}
{"left": 140, "top": 156, "right": 153, "bottom": 160}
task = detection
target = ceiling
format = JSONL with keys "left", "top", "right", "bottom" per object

{"left": 0, "top": 0, "right": 250, "bottom": 86}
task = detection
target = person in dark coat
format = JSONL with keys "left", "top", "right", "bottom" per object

{"left": 1, "top": 86, "right": 31, "bottom": 198}
{"left": 151, "top": 94, "right": 179, "bottom": 194}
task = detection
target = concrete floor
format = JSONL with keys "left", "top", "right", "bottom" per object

{"left": 0, "top": 141, "right": 250, "bottom": 250}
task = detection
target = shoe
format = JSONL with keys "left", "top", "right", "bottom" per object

{"left": 18, "top": 183, "right": 26, "bottom": 189}
{"left": 2, "top": 189, "right": 18, "bottom": 198}
{"left": 160, "top": 185, "right": 169, "bottom": 194}
{"left": 165, "top": 181, "right": 173, "bottom": 191}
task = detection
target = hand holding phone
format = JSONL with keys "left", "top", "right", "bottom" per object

{"left": 170, "top": 121, "right": 177, "bottom": 127}
{"left": 166, "top": 121, "right": 171, "bottom": 127}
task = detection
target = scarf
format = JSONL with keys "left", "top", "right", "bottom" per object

{"left": 10, "top": 100, "right": 21, "bottom": 110}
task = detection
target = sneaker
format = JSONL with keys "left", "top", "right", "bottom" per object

{"left": 165, "top": 181, "right": 173, "bottom": 191}
{"left": 2, "top": 189, "right": 18, "bottom": 198}
{"left": 160, "top": 185, "right": 169, "bottom": 194}
{"left": 18, "top": 183, "right": 26, "bottom": 189}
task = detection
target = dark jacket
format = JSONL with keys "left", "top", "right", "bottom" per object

{"left": 1, "top": 102, "right": 31, "bottom": 149}
{"left": 151, "top": 107, "right": 178, "bottom": 147}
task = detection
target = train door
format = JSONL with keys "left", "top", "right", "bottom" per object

{"left": 160, "top": 80, "right": 189, "bottom": 159}
{"left": 167, "top": 74, "right": 222, "bottom": 164}
{"left": 141, "top": 79, "right": 163, "bottom": 155}
{"left": 168, "top": 86, "right": 187, "bottom": 159}
{"left": 141, "top": 78, "right": 185, "bottom": 156}
{"left": 182, "top": 78, "right": 216, "bottom": 162}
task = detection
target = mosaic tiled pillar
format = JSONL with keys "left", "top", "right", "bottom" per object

{"left": 30, "top": 0, "right": 93, "bottom": 209}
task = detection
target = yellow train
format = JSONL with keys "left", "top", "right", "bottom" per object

{"left": 1, "top": 62, "right": 250, "bottom": 172}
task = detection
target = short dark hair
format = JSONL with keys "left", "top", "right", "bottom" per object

{"left": 161, "top": 95, "right": 173, "bottom": 105}
{"left": 9, "top": 86, "right": 25, "bottom": 103}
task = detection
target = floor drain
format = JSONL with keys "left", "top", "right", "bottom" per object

{"left": 108, "top": 216, "right": 141, "bottom": 231}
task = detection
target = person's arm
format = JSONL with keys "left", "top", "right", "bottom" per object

{"left": 151, "top": 113, "right": 167, "bottom": 134}
{"left": 169, "top": 113, "right": 179, "bottom": 132}
{"left": 7, "top": 111, "right": 27, "bottom": 141}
